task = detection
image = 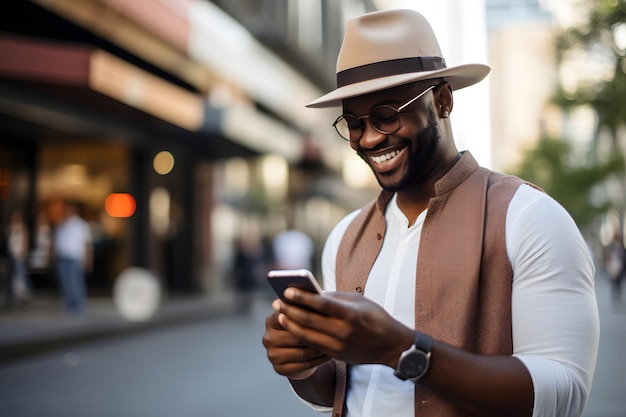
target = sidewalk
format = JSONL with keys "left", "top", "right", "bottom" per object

{"left": 0, "top": 293, "right": 239, "bottom": 364}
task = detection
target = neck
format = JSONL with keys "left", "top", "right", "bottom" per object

{"left": 395, "top": 151, "right": 462, "bottom": 226}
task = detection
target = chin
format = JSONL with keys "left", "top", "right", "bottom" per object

{"left": 375, "top": 172, "right": 410, "bottom": 192}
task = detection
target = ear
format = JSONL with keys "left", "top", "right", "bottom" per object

{"left": 436, "top": 82, "right": 453, "bottom": 118}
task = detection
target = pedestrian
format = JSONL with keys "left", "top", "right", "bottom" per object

{"left": 4, "top": 210, "right": 31, "bottom": 306}
{"left": 262, "top": 9, "right": 599, "bottom": 417}
{"left": 604, "top": 232, "right": 625, "bottom": 302}
{"left": 29, "top": 209, "right": 52, "bottom": 271}
{"left": 233, "top": 232, "right": 270, "bottom": 313}
{"left": 53, "top": 200, "right": 93, "bottom": 315}
{"left": 272, "top": 229, "right": 314, "bottom": 271}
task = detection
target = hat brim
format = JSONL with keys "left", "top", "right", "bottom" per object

{"left": 306, "top": 63, "right": 490, "bottom": 108}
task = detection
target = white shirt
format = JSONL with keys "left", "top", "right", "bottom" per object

{"left": 54, "top": 215, "right": 92, "bottom": 261}
{"left": 314, "top": 184, "right": 599, "bottom": 417}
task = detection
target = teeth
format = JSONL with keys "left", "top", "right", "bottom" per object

{"left": 372, "top": 149, "right": 401, "bottom": 164}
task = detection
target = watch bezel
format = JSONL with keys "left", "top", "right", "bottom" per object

{"left": 394, "top": 331, "right": 432, "bottom": 382}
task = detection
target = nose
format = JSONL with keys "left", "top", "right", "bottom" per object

{"left": 355, "top": 118, "right": 386, "bottom": 149}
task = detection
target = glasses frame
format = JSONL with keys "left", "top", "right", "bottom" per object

{"left": 333, "top": 84, "right": 438, "bottom": 142}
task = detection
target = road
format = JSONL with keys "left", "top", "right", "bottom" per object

{"left": 0, "top": 301, "right": 321, "bottom": 417}
{"left": 0, "top": 274, "right": 624, "bottom": 417}
{"left": 582, "top": 272, "right": 626, "bottom": 417}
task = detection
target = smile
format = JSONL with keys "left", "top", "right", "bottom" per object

{"left": 371, "top": 148, "right": 405, "bottom": 164}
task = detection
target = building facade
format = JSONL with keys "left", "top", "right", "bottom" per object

{"left": 0, "top": 0, "right": 378, "bottom": 300}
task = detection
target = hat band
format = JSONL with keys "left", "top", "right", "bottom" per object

{"left": 336, "top": 56, "right": 447, "bottom": 88}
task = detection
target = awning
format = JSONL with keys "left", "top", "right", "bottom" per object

{"left": 0, "top": 34, "right": 305, "bottom": 162}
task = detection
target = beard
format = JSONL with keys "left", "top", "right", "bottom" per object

{"left": 358, "top": 106, "right": 441, "bottom": 192}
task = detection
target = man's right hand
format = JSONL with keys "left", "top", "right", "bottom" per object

{"left": 262, "top": 305, "right": 331, "bottom": 380}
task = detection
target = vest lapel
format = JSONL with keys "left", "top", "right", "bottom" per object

{"left": 416, "top": 155, "right": 486, "bottom": 344}
{"left": 335, "top": 190, "right": 392, "bottom": 294}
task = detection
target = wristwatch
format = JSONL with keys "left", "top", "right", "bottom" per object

{"left": 394, "top": 330, "right": 432, "bottom": 383}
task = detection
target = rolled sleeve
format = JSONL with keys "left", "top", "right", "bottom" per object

{"left": 509, "top": 185, "right": 600, "bottom": 417}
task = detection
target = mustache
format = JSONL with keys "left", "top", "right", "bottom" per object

{"left": 355, "top": 107, "right": 439, "bottom": 159}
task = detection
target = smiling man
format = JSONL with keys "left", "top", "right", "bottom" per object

{"left": 262, "top": 9, "right": 599, "bottom": 417}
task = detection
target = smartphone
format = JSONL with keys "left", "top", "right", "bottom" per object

{"left": 267, "top": 269, "right": 322, "bottom": 303}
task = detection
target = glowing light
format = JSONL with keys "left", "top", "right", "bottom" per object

{"left": 113, "top": 267, "right": 161, "bottom": 322}
{"left": 261, "top": 154, "right": 288, "bottom": 201}
{"left": 153, "top": 151, "right": 175, "bottom": 175}
{"left": 150, "top": 187, "right": 170, "bottom": 237}
{"left": 105, "top": 193, "right": 137, "bottom": 218}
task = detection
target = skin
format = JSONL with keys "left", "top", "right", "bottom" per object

{"left": 262, "top": 81, "right": 534, "bottom": 416}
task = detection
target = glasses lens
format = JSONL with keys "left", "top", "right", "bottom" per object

{"left": 334, "top": 115, "right": 361, "bottom": 141}
{"left": 370, "top": 105, "right": 400, "bottom": 134}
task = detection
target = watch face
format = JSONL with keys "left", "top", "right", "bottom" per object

{"left": 399, "top": 352, "right": 428, "bottom": 378}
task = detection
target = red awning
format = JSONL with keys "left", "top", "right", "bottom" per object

{"left": 0, "top": 34, "right": 202, "bottom": 131}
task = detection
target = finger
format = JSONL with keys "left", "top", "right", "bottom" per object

{"left": 283, "top": 288, "right": 353, "bottom": 318}
{"left": 278, "top": 307, "right": 348, "bottom": 356}
{"left": 265, "top": 310, "right": 285, "bottom": 330}
{"left": 265, "top": 311, "right": 331, "bottom": 350}
{"left": 263, "top": 324, "right": 306, "bottom": 348}
{"left": 267, "top": 346, "right": 329, "bottom": 366}
{"left": 278, "top": 297, "right": 349, "bottom": 338}
{"left": 272, "top": 355, "right": 331, "bottom": 379}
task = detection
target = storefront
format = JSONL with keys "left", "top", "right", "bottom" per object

{"left": 0, "top": 0, "right": 375, "bottom": 303}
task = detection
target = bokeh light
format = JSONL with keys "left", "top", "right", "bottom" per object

{"left": 105, "top": 193, "right": 137, "bottom": 217}
{"left": 153, "top": 150, "right": 175, "bottom": 175}
{"left": 113, "top": 267, "right": 161, "bottom": 322}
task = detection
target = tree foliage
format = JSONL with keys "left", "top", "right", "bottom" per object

{"left": 513, "top": 137, "right": 624, "bottom": 228}
{"left": 554, "top": 0, "right": 626, "bottom": 140}
{"left": 513, "top": 0, "right": 626, "bottom": 231}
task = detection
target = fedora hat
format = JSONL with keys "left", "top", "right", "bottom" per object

{"left": 306, "top": 9, "right": 490, "bottom": 108}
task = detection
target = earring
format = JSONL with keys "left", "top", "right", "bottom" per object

{"left": 442, "top": 110, "right": 449, "bottom": 118}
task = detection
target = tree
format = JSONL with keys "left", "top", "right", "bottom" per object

{"left": 513, "top": 136, "right": 624, "bottom": 229}
{"left": 513, "top": 0, "right": 626, "bottom": 234}
{"left": 554, "top": 0, "right": 626, "bottom": 146}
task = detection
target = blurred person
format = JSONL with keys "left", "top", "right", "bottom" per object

{"left": 53, "top": 201, "right": 93, "bottom": 315}
{"left": 86, "top": 208, "right": 114, "bottom": 289}
{"left": 29, "top": 209, "right": 52, "bottom": 271}
{"left": 262, "top": 9, "right": 599, "bottom": 417}
{"left": 272, "top": 229, "right": 314, "bottom": 271}
{"left": 4, "top": 210, "right": 31, "bottom": 306}
{"left": 604, "top": 232, "right": 625, "bottom": 302}
{"left": 233, "top": 233, "right": 271, "bottom": 312}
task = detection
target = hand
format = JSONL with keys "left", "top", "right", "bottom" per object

{"left": 262, "top": 307, "right": 331, "bottom": 380}
{"left": 275, "top": 289, "right": 414, "bottom": 368}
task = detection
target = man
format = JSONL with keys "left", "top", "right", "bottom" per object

{"left": 262, "top": 9, "right": 599, "bottom": 417}
{"left": 54, "top": 200, "right": 93, "bottom": 315}
{"left": 5, "top": 210, "right": 30, "bottom": 306}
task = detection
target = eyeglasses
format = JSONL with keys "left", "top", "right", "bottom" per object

{"left": 332, "top": 85, "right": 437, "bottom": 142}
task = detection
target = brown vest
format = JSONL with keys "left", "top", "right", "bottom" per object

{"left": 333, "top": 152, "right": 524, "bottom": 417}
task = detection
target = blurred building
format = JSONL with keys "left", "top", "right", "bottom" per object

{"left": 0, "top": 0, "right": 379, "bottom": 298}
{"left": 485, "top": 0, "right": 556, "bottom": 173}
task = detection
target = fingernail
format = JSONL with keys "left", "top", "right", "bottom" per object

{"left": 284, "top": 288, "right": 295, "bottom": 299}
{"left": 272, "top": 299, "right": 281, "bottom": 311}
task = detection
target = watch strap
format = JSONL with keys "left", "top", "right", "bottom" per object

{"left": 414, "top": 330, "right": 432, "bottom": 354}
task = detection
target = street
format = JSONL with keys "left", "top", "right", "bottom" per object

{"left": 0, "top": 274, "right": 624, "bottom": 417}
{"left": 582, "top": 272, "right": 626, "bottom": 417}
{"left": 0, "top": 301, "right": 320, "bottom": 417}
